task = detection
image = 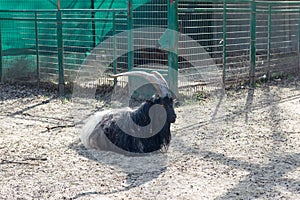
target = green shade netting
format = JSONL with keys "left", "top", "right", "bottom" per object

{"left": 0, "top": 0, "right": 149, "bottom": 53}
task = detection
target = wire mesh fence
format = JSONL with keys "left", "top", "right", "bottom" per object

{"left": 0, "top": 8, "right": 129, "bottom": 90}
{"left": 178, "top": 1, "right": 224, "bottom": 92}
{"left": 0, "top": 0, "right": 300, "bottom": 96}
{"left": 256, "top": 2, "right": 300, "bottom": 79}
{"left": 132, "top": 0, "right": 168, "bottom": 70}
{"left": 178, "top": 0, "right": 300, "bottom": 89}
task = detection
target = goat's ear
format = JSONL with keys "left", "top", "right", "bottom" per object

{"left": 163, "top": 95, "right": 173, "bottom": 104}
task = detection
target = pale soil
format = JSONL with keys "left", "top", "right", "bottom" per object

{"left": 0, "top": 79, "right": 299, "bottom": 200}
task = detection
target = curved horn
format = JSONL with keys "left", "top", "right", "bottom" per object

{"left": 151, "top": 71, "right": 169, "bottom": 88}
{"left": 110, "top": 71, "right": 169, "bottom": 96}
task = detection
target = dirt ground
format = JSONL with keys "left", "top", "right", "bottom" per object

{"left": 0, "top": 78, "right": 299, "bottom": 200}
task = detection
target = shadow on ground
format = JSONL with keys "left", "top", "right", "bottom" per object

{"left": 68, "top": 80, "right": 300, "bottom": 199}
{"left": 69, "top": 141, "right": 167, "bottom": 199}
{"left": 173, "top": 82, "right": 300, "bottom": 199}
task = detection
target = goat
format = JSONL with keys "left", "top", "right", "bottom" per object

{"left": 81, "top": 71, "right": 177, "bottom": 154}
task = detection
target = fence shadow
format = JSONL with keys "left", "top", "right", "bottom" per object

{"left": 68, "top": 80, "right": 299, "bottom": 199}
{"left": 172, "top": 135, "right": 300, "bottom": 199}
{"left": 213, "top": 152, "right": 300, "bottom": 199}
{"left": 176, "top": 81, "right": 300, "bottom": 133}
{"left": 244, "top": 88, "right": 254, "bottom": 124}
{"left": 172, "top": 81, "right": 300, "bottom": 199}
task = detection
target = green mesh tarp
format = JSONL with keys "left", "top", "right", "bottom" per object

{"left": 0, "top": 0, "right": 149, "bottom": 52}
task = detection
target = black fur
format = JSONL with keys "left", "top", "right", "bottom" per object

{"left": 93, "top": 95, "right": 176, "bottom": 153}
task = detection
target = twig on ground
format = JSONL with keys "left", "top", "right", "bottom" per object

{"left": 42, "top": 124, "right": 76, "bottom": 133}
{"left": 0, "top": 157, "right": 47, "bottom": 165}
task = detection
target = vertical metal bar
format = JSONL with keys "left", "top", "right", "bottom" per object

{"left": 91, "top": 0, "right": 96, "bottom": 48}
{"left": 223, "top": 0, "right": 227, "bottom": 86}
{"left": 250, "top": 0, "right": 256, "bottom": 88}
{"left": 113, "top": 12, "right": 117, "bottom": 91}
{"left": 57, "top": 3, "right": 64, "bottom": 96}
{"left": 267, "top": 4, "right": 271, "bottom": 80}
{"left": 0, "top": 21, "right": 2, "bottom": 82}
{"left": 168, "top": 0, "right": 179, "bottom": 96}
{"left": 298, "top": 8, "right": 300, "bottom": 77}
{"left": 35, "top": 12, "right": 40, "bottom": 89}
{"left": 127, "top": 0, "right": 134, "bottom": 95}
{"left": 127, "top": 0, "right": 133, "bottom": 71}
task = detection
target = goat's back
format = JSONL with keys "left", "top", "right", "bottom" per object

{"left": 80, "top": 108, "right": 132, "bottom": 149}
{"left": 80, "top": 110, "right": 112, "bottom": 149}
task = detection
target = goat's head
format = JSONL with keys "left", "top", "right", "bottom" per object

{"left": 148, "top": 94, "right": 176, "bottom": 123}
{"left": 110, "top": 71, "right": 177, "bottom": 123}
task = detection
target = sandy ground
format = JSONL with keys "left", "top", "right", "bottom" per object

{"left": 0, "top": 79, "right": 299, "bottom": 200}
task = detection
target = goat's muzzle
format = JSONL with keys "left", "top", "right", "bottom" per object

{"left": 169, "top": 114, "right": 177, "bottom": 123}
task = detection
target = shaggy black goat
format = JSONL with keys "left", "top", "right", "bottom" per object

{"left": 81, "top": 71, "right": 177, "bottom": 154}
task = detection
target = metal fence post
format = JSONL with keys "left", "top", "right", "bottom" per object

{"left": 267, "top": 4, "right": 272, "bottom": 80}
{"left": 113, "top": 11, "right": 117, "bottom": 91}
{"left": 35, "top": 12, "right": 40, "bottom": 89}
{"left": 0, "top": 21, "right": 2, "bottom": 82}
{"left": 91, "top": 0, "right": 96, "bottom": 48}
{"left": 250, "top": 0, "right": 256, "bottom": 88}
{"left": 57, "top": 8, "right": 64, "bottom": 95}
{"left": 127, "top": 0, "right": 133, "bottom": 71}
{"left": 223, "top": 0, "right": 227, "bottom": 86}
{"left": 168, "top": 0, "right": 179, "bottom": 96}
{"left": 298, "top": 8, "right": 300, "bottom": 77}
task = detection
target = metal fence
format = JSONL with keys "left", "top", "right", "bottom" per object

{"left": 0, "top": 8, "right": 128, "bottom": 93}
{"left": 0, "top": 0, "right": 300, "bottom": 96}
{"left": 178, "top": 0, "right": 300, "bottom": 89}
